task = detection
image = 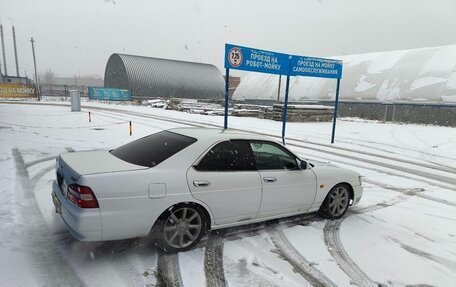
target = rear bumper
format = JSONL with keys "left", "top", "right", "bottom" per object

{"left": 52, "top": 180, "right": 103, "bottom": 241}
{"left": 352, "top": 184, "right": 363, "bottom": 206}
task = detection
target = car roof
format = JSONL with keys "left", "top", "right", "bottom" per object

{"left": 168, "top": 127, "right": 275, "bottom": 142}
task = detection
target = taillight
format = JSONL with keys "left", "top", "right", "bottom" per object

{"left": 67, "top": 184, "right": 99, "bottom": 208}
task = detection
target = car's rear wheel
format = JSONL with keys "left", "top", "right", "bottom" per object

{"left": 319, "top": 184, "right": 351, "bottom": 219}
{"left": 156, "top": 204, "right": 207, "bottom": 253}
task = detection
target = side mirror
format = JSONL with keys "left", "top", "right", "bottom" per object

{"left": 300, "top": 160, "right": 308, "bottom": 170}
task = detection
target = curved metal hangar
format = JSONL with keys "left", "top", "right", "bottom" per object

{"left": 51, "top": 128, "right": 363, "bottom": 252}
{"left": 104, "top": 53, "right": 225, "bottom": 99}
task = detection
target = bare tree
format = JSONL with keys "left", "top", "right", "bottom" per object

{"left": 41, "top": 68, "right": 56, "bottom": 97}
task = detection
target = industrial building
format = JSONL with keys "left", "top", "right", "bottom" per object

{"left": 0, "top": 73, "right": 31, "bottom": 84}
{"left": 104, "top": 53, "right": 225, "bottom": 100}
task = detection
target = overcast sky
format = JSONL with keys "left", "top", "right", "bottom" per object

{"left": 1, "top": 0, "right": 455, "bottom": 78}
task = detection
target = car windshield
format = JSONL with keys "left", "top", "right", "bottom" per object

{"left": 111, "top": 131, "right": 196, "bottom": 167}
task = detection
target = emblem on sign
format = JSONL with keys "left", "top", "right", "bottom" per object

{"left": 228, "top": 47, "right": 243, "bottom": 67}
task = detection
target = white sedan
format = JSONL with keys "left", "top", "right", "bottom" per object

{"left": 51, "top": 128, "right": 363, "bottom": 252}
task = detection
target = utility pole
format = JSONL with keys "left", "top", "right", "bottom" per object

{"left": 12, "top": 26, "right": 20, "bottom": 77}
{"left": 0, "top": 25, "right": 7, "bottom": 76}
{"left": 30, "top": 37, "right": 40, "bottom": 100}
{"left": 0, "top": 52, "right": 3, "bottom": 82}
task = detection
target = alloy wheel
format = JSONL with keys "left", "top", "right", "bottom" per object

{"left": 163, "top": 207, "right": 202, "bottom": 249}
{"left": 328, "top": 186, "right": 349, "bottom": 217}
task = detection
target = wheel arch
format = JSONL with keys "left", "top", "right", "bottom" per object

{"left": 318, "top": 182, "right": 354, "bottom": 219}
{"left": 321, "top": 182, "right": 355, "bottom": 208}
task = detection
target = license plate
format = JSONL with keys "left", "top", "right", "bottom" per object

{"left": 52, "top": 192, "right": 62, "bottom": 214}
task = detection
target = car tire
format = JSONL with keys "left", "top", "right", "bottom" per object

{"left": 154, "top": 203, "right": 207, "bottom": 253}
{"left": 319, "top": 183, "right": 351, "bottom": 219}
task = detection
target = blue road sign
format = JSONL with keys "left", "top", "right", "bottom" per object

{"left": 290, "top": 55, "right": 343, "bottom": 79}
{"left": 224, "top": 43, "right": 290, "bottom": 75}
{"left": 88, "top": 87, "right": 132, "bottom": 101}
{"left": 223, "top": 43, "right": 344, "bottom": 145}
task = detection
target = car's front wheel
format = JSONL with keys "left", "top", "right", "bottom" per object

{"left": 156, "top": 204, "right": 207, "bottom": 253}
{"left": 319, "top": 184, "right": 351, "bottom": 219}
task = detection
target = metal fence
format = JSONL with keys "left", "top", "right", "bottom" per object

{"left": 239, "top": 99, "right": 456, "bottom": 127}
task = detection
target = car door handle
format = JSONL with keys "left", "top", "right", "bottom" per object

{"left": 193, "top": 180, "right": 210, "bottom": 187}
{"left": 263, "top": 177, "right": 277, "bottom": 183}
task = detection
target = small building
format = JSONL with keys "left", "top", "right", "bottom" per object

{"left": 1, "top": 73, "right": 32, "bottom": 84}
{"left": 104, "top": 53, "right": 225, "bottom": 100}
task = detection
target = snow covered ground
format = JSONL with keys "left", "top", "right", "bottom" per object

{"left": 0, "top": 100, "right": 455, "bottom": 286}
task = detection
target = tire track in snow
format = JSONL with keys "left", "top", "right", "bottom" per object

{"left": 333, "top": 133, "right": 456, "bottom": 162}
{"left": 12, "top": 148, "right": 86, "bottom": 287}
{"left": 204, "top": 232, "right": 227, "bottom": 287}
{"left": 389, "top": 237, "right": 456, "bottom": 272}
{"left": 222, "top": 256, "right": 281, "bottom": 287}
{"left": 267, "top": 185, "right": 418, "bottom": 287}
{"left": 331, "top": 138, "right": 456, "bottom": 170}
{"left": 350, "top": 186, "right": 424, "bottom": 215}
{"left": 156, "top": 252, "right": 183, "bottom": 287}
{"left": 222, "top": 213, "right": 320, "bottom": 241}
{"left": 91, "top": 109, "right": 189, "bottom": 131}
{"left": 321, "top": 183, "right": 425, "bottom": 287}
{"left": 363, "top": 178, "right": 456, "bottom": 208}
{"left": 24, "top": 147, "right": 74, "bottom": 168}
{"left": 269, "top": 229, "right": 337, "bottom": 287}
{"left": 323, "top": 220, "right": 377, "bottom": 287}
{"left": 201, "top": 215, "right": 321, "bottom": 287}
{"left": 88, "top": 239, "right": 157, "bottom": 286}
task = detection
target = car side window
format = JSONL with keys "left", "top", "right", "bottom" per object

{"left": 250, "top": 141, "right": 298, "bottom": 170}
{"left": 195, "top": 140, "right": 256, "bottom": 171}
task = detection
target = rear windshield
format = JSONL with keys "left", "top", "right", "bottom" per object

{"left": 111, "top": 131, "right": 197, "bottom": 167}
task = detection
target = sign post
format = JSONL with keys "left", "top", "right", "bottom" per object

{"left": 224, "top": 68, "right": 230, "bottom": 129}
{"left": 224, "top": 43, "right": 343, "bottom": 144}
{"left": 224, "top": 44, "right": 290, "bottom": 130}
{"left": 289, "top": 55, "right": 343, "bottom": 144}
{"left": 281, "top": 74, "right": 291, "bottom": 144}
{"left": 331, "top": 78, "right": 341, "bottom": 143}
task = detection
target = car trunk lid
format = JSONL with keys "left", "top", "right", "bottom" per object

{"left": 57, "top": 150, "right": 147, "bottom": 181}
